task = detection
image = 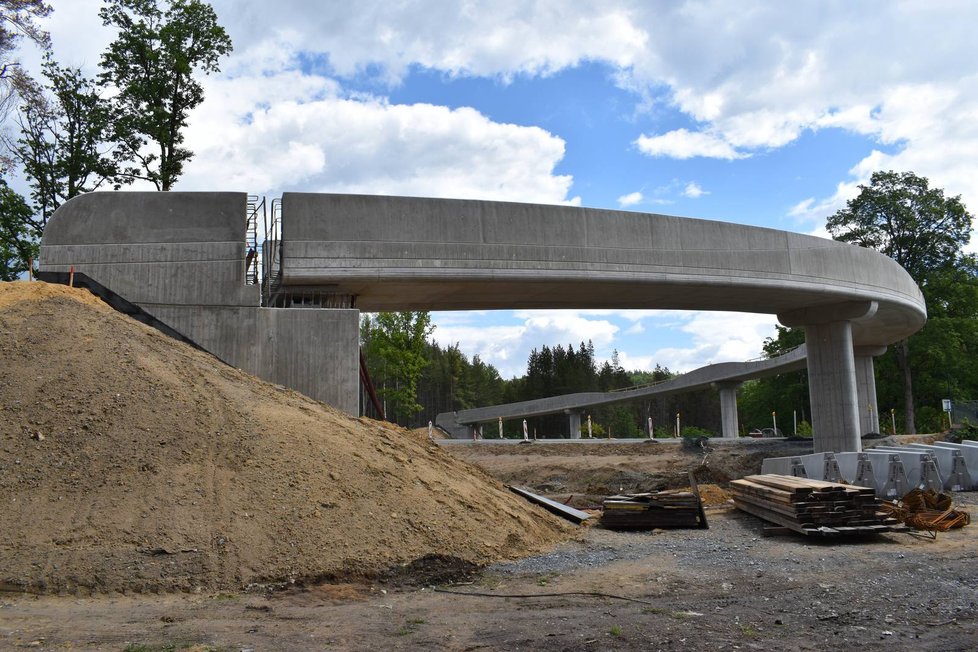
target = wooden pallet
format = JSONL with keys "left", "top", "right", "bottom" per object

{"left": 729, "top": 474, "right": 899, "bottom": 537}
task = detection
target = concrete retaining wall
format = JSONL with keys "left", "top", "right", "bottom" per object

{"left": 39, "top": 192, "right": 359, "bottom": 414}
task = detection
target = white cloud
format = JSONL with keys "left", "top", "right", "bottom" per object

{"left": 634, "top": 128, "right": 745, "bottom": 160}
{"left": 175, "top": 65, "right": 575, "bottom": 202}
{"left": 682, "top": 182, "right": 708, "bottom": 198}
{"left": 432, "top": 310, "right": 619, "bottom": 378}
{"left": 617, "top": 191, "right": 643, "bottom": 207}
{"left": 213, "top": 0, "right": 647, "bottom": 83}
{"left": 645, "top": 312, "right": 779, "bottom": 373}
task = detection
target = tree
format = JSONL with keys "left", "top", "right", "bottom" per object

{"left": 98, "top": 0, "right": 231, "bottom": 190}
{"left": 827, "top": 171, "right": 974, "bottom": 433}
{"left": 361, "top": 312, "right": 434, "bottom": 425}
{"left": 12, "top": 54, "right": 117, "bottom": 227}
{"left": 0, "top": 0, "right": 51, "bottom": 172}
{"left": 0, "top": 178, "right": 36, "bottom": 279}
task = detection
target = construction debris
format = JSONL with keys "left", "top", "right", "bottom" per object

{"left": 730, "top": 474, "right": 899, "bottom": 537}
{"left": 601, "top": 473, "right": 708, "bottom": 530}
{"left": 880, "top": 488, "right": 971, "bottom": 532}
{"left": 509, "top": 486, "right": 592, "bottom": 524}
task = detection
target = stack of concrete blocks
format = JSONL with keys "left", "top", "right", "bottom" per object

{"left": 761, "top": 442, "right": 960, "bottom": 500}
{"left": 760, "top": 452, "right": 844, "bottom": 482}
{"left": 759, "top": 455, "right": 808, "bottom": 477}
{"left": 888, "top": 443, "right": 974, "bottom": 491}
{"left": 867, "top": 447, "right": 944, "bottom": 493}
{"left": 834, "top": 451, "right": 908, "bottom": 499}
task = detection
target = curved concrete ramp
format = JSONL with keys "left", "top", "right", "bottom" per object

{"left": 39, "top": 191, "right": 926, "bottom": 453}
{"left": 436, "top": 345, "right": 808, "bottom": 439}
{"left": 280, "top": 193, "right": 925, "bottom": 347}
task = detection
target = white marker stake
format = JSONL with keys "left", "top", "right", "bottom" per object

{"left": 587, "top": 415, "right": 592, "bottom": 438}
{"left": 648, "top": 416, "right": 654, "bottom": 439}
{"left": 522, "top": 419, "right": 528, "bottom": 441}
{"left": 498, "top": 416, "right": 503, "bottom": 439}
{"left": 428, "top": 420, "right": 433, "bottom": 440}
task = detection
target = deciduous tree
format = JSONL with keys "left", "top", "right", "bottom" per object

{"left": 98, "top": 0, "right": 231, "bottom": 190}
{"left": 0, "top": 0, "right": 51, "bottom": 172}
{"left": 827, "top": 170, "right": 973, "bottom": 433}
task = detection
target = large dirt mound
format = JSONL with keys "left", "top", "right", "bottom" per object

{"left": 0, "top": 282, "right": 570, "bottom": 594}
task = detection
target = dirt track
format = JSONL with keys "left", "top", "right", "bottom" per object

{"left": 3, "top": 496, "right": 975, "bottom": 651}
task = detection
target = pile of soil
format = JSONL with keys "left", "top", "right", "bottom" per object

{"left": 0, "top": 282, "right": 571, "bottom": 594}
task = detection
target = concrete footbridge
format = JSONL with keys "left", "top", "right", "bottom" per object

{"left": 436, "top": 345, "right": 809, "bottom": 440}
{"left": 39, "top": 192, "right": 926, "bottom": 454}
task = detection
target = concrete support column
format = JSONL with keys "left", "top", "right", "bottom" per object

{"left": 854, "top": 346, "right": 886, "bottom": 436}
{"left": 716, "top": 381, "right": 741, "bottom": 439}
{"left": 780, "top": 301, "right": 877, "bottom": 454}
{"left": 567, "top": 412, "right": 581, "bottom": 439}
{"left": 803, "top": 320, "right": 861, "bottom": 453}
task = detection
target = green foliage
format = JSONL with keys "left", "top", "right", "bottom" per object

{"left": 0, "top": 178, "right": 35, "bottom": 279}
{"left": 826, "top": 170, "right": 972, "bottom": 284}
{"left": 98, "top": 0, "right": 232, "bottom": 190}
{"left": 680, "top": 425, "right": 714, "bottom": 438}
{"left": 827, "top": 170, "right": 974, "bottom": 433}
{"left": 581, "top": 419, "right": 605, "bottom": 437}
{"left": 796, "top": 420, "right": 813, "bottom": 437}
{"left": 13, "top": 53, "right": 118, "bottom": 226}
{"left": 361, "top": 312, "right": 433, "bottom": 425}
{"left": 0, "top": 1, "right": 51, "bottom": 172}
{"left": 415, "top": 342, "right": 506, "bottom": 424}
{"left": 956, "top": 419, "right": 978, "bottom": 441}
{"left": 762, "top": 325, "right": 804, "bottom": 358}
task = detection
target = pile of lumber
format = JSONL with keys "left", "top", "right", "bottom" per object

{"left": 730, "top": 474, "right": 900, "bottom": 537}
{"left": 601, "top": 489, "right": 707, "bottom": 530}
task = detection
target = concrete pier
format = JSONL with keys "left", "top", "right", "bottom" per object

{"left": 717, "top": 381, "right": 741, "bottom": 439}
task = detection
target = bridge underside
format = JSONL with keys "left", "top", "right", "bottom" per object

{"left": 39, "top": 192, "right": 926, "bottom": 454}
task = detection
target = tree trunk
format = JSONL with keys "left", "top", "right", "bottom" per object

{"left": 894, "top": 338, "right": 915, "bottom": 434}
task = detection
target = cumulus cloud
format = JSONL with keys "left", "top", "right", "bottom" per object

{"left": 212, "top": 0, "right": 647, "bottom": 82}
{"left": 644, "top": 311, "right": 779, "bottom": 373}
{"left": 180, "top": 79, "right": 576, "bottom": 202}
{"left": 682, "top": 182, "right": 708, "bottom": 198}
{"left": 617, "top": 191, "right": 643, "bottom": 207}
{"left": 634, "top": 128, "right": 744, "bottom": 160}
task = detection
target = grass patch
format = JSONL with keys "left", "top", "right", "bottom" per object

{"left": 739, "top": 624, "right": 760, "bottom": 637}
{"left": 535, "top": 571, "right": 559, "bottom": 587}
{"left": 395, "top": 618, "right": 427, "bottom": 636}
{"left": 609, "top": 624, "right": 622, "bottom": 637}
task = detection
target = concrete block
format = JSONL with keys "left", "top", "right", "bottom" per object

{"left": 760, "top": 456, "right": 808, "bottom": 477}
{"left": 870, "top": 448, "right": 943, "bottom": 493}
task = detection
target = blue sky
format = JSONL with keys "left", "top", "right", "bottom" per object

{"left": 18, "top": 1, "right": 978, "bottom": 378}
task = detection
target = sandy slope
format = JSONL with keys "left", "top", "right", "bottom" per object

{"left": 0, "top": 282, "right": 570, "bottom": 593}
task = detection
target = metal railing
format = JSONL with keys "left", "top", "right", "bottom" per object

{"left": 261, "top": 197, "right": 283, "bottom": 306}
{"left": 245, "top": 195, "right": 264, "bottom": 285}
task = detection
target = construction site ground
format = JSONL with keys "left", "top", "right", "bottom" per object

{"left": 2, "top": 282, "right": 976, "bottom": 650}
{"left": 2, "top": 492, "right": 975, "bottom": 651}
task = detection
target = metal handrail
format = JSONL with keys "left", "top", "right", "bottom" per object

{"left": 245, "top": 195, "right": 264, "bottom": 285}
{"left": 261, "top": 197, "right": 283, "bottom": 306}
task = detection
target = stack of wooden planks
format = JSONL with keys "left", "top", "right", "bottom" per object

{"left": 601, "top": 473, "right": 709, "bottom": 531}
{"left": 730, "top": 474, "right": 900, "bottom": 537}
